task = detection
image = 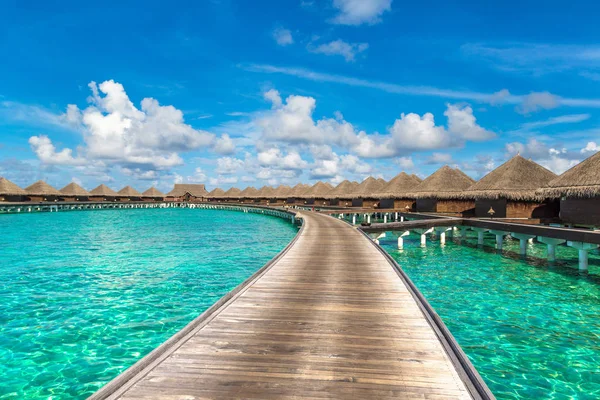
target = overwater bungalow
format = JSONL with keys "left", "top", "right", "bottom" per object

{"left": 207, "top": 187, "right": 226, "bottom": 202}
{"left": 0, "top": 177, "right": 27, "bottom": 202}
{"left": 286, "top": 183, "right": 310, "bottom": 204}
{"left": 222, "top": 187, "right": 242, "bottom": 203}
{"left": 375, "top": 172, "right": 421, "bottom": 209}
{"left": 537, "top": 150, "right": 600, "bottom": 227}
{"left": 272, "top": 185, "right": 292, "bottom": 205}
{"left": 239, "top": 186, "right": 259, "bottom": 204}
{"left": 256, "top": 186, "right": 277, "bottom": 204}
{"left": 25, "top": 181, "right": 62, "bottom": 202}
{"left": 300, "top": 181, "right": 333, "bottom": 206}
{"left": 326, "top": 180, "right": 359, "bottom": 206}
{"left": 349, "top": 177, "right": 386, "bottom": 208}
{"left": 117, "top": 186, "right": 143, "bottom": 202}
{"left": 461, "top": 155, "right": 558, "bottom": 219}
{"left": 411, "top": 166, "right": 476, "bottom": 215}
{"left": 89, "top": 184, "right": 119, "bottom": 202}
{"left": 59, "top": 182, "right": 90, "bottom": 202}
{"left": 166, "top": 184, "right": 208, "bottom": 202}
{"left": 141, "top": 187, "right": 165, "bottom": 202}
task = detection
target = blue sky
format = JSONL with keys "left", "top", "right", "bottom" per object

{"left": 1, "top": 0, "right": 600, "bottom": 191}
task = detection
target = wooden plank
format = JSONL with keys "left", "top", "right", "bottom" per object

{"left": 92, "top": 211, "right": 486, "bottom": 399}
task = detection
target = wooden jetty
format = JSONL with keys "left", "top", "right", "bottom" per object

{"left": 91, "top": 211, "right": 491, "bottom": 399}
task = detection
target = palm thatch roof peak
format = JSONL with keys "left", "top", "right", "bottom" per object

{"left": 240, "top": 186, "right": 260, "bottom": 197}
{"left": 167, "top": 184, "right": 208, "bottom": 197}
{"left": 300, "top": 181, "right": 333, "bottom": 198}
{"left": 0, "top": 177, "right": 26, "bottom": 195}
{"left": 208, "top": 187, "right": 226, "bottom": 197}
{"left": 352, "top": 176, "right": 386, "bottom": 198}
{"left": 326, "top": 180, "right": 358, "bottom": 199}
{"left": 60, "top": 182, "right": 91, "bottom": 196}
{"left": 223, "top": 187, "right": 242, "bottom": 198}
{"left": 25, "top": 180, "right": 62, "bottom": 196}
{"left": 375, "top": 172, "right": 422, "bottom": 198}
{"left": 257, "top": 185, "right": 277, "bottom": 197}
{"left": 411, "top": 166, "right": 476, "bottom": 199}
{"left": 462, "top": 155, "right": 556, "bottom": 201}
{"left": 411, "top": 174, "right": 423, "bottom": 183}
{"left": 142, "top": 187, "right": 165, "bottom": 197}
{"left": 537, "top": 150, "right": 600, "bottom": 198}
{"left": 90, "top": 184, "right": 119, "bottom": 196}
{"left": 273, "top": 185, "right": 292, "bottom": 198}
{"left": 118, "top": 186, "right": 143, "bottom": 197}
{"left": 289, "top": 183, "right": 311, "bottom": 196}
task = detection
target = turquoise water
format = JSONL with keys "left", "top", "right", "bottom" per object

{"left": 0, "top": 208, "right": 297, "bottom": 399}
{"left": 380, "top": 231, "right": 600, "bottom": 400}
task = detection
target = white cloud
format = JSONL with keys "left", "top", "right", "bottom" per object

{"left": 582, "top": 142, "right": 599, "bottom": 153}
{"left": 310, "top": 151, "right": 372, "bottom": 179}
{"left": 213, "top": 134, "right": 235, "bottom": 154}
{"left": 186, "top": 167, "right": 207, "bottom": 183}
{"left": 257, "top": 148, "right": 308, "bottom": 170}
{"left": 517, "top": 92, "right": 560, "bottom": 114}
{"left": 272, "top": 28, "right": 294, "bottom": 46}
{"left": 425, "top": 153, "right": 453, "bottom": 164}
{"left": 395, "top": 156, "right": 414, "bottom": 169}
{"left": 308, "top": 39, "right": 369, "bottom": 62}
{"left": 216, "top": 157, "right": 245, "bottom": 174}
{"left": 29, "top": 135, "right": 85, "bottom": 165}
{"left": 519, "top": 114, "right": 590, "bottom": 131}
{"left": 505, "top": 138, "right": 583, "bottom": 174}
{"left": 388, "top": 112, "right": 450, "bottom": 150}
{"left": 444, "top": 104, "right": 495, "bottom": 141}
{"left": 29, "top": 80, "right": 215, "bottom": 171}
{"left": 330, "top": 0, "right": 393, "bottom": 25}
{"left": 264, "top": 89, "right": 282, "bottom": 108}
{"left": 209, "top": 175, "right": 238, "bottom": 186}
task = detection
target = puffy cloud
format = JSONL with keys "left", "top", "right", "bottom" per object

{"left": 257, "top": 148, "right": 309, "bottom": 170}
{"left": 517, "top": 91, "right": 559, "bottom": 114}
{"left": 581, "top": 141, "right": 599, "bottom": 153}
{"left": 505, "top": 138, "right": 583, "bottom": 174}
{"left": 216, "top": 157, "right": 245, "bottom": 174}
{"left": 388, "top": 112, "right": 450, "bottom": 150}
{"left": 330, "top": 0, "right": 393, "bottom": 25}
{"left": 425, "top": 153, "right": 453, "bottom": 165}
{"left": 30, "top": 80, "right": 215, "bottom": 171}
{"left": 213, "top": 134, "right": 235, "bottom": 154}
{"left": 308, "top": 39, "right": 369, "bottom": 62}
{"left": 264, "top": 89, "right": 282, "bottom": 108}
{"left": 395, "top": 156, "right": 414, "bottom": 170}
{"left": 209, "top": 175, "right": 238, "bottom": 186}
{"left": 310, "top": 151, "right": 372, "bottom": 179}
{"left": 444, "top": 104, "right": 495, "bottom": 141}
{"left": 272, "top": 28, "right": 294, "bottom": 46}
{"left": 186, "top": 168, "right": 207, "bottom": 183}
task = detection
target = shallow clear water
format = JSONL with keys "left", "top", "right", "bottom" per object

{"left": 0, "top": 208, "right": 297, "bottom": 399}
{"left": 380, "top": 231, "right": 600, "bottom": 400}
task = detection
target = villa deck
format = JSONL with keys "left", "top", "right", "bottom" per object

{"left": 91, "top": 211, "right": 489, "bottom": 399}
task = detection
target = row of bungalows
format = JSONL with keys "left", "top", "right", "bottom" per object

{"left": 0, "top": 178, "right": 166, "bottom": 202}
{"left": 165, "top": 184, "right": 208, "bottom": 202}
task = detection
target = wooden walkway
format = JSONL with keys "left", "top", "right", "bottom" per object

{"left": 93, "top": 211, "right": 487, "bottom": 399}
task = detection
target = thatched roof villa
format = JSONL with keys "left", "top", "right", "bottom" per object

{"left": 207, "top": 187, "right": 225, "bottom": 201}
{"left": 239, "top": 186, "right": 259, "bottom": 203}
{"left": 300, "top": 181, "right": 333, "bottom": 205}
{"left": 349, "top": 177, "right": 385, "bottom": 208}
{"left": 286, "top": 183, "right": 310, "bottom": 204}
{"left": 117, "top": 186, "right": 143, "bottom": 201}
{"left": 411, "top": 174, "right": 423, "bottom": 183}
{"left": 272, "top": 185, "right": 292, "bottom": 204}
{"left": 142, "top": 187, "right": 165, "bottom": 201}
{"left": 166, "top": 184, "right": 208, "bottom": 202}
{"left": 461, "top": 155, "right": 558, "bottom": 219}
{"left": 89, "top": 184, "right": 119, "bottom": 201}
{"left": 327, "top": 180, "right": 358, "bottom": 206}
{"left": 375, "top": 172, "right": 421, "bottom": 210}
{"left": 411, "top": 166, "right": 476, "bottom": 215}
{"left": 0, "top": 177, "right": 27, "bottom": 202}
{"left": 60, "top": 182, "right": 91, "bottom": 201}
{"left": 25, "top": 180, "right": 62, "bottom": 202}
{"left": 537, "top": 150, "right": 600, "bottom": 226}
{"left": 222, "top": 187, "right": 242, "bottom": 202}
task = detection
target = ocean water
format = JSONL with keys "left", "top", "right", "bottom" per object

{"left": 380, "top": 230, "right": 600, "bottom": 400}
{"left": 0, "top": 208, "right": 298, "bottom": 399}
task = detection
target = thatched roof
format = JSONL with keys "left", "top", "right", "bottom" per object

{"left": 289, "top": 183, "right": 311, "bottom": 197}
{"left": 118, "top": 186, "right": 143, "bottom": 197}
{"left": 256, "top": 186, "right": 277, "bottom": 198}
{"left": 410, "top": 166, "right": 476, "bottom": 199}
{"left": 223, "top": 187, "right": 242, "bottom": 198}
{"left": 90, "top": 184, "right": 119, "bottom": 196}
{"left": 25, "top": 180, "right": 62, "bottom": 196}
{"left": 0, "top": 177, "right": 26, "bottom": 195}
{"left": 167, "top": 184, "right": 208, "bottom": 197}
{"left": 273, "top": 185, "right": 292, "bottom": 198}
{"left": 351, "top": 177, "right": 386, "bottom": 198}
{"left": 375, "top": 172, "right": 422, "bottom": 198}
{"left": 239, "top": 186, "right": 260, "bottom": 198}
{"left": 377, "top": 178, "right": 387, "bottom": 185}
{"left": 411, "top": 174, "right": 423, "bottom": 183}
{"left": 208, "top": 188, "right": 226, "bottom": 197}
{"left": 537, "top": 150, "right": 600, "bottom": 198}
{"left": 327, "top": 180, "right": 359, "bottom": 199}
{"left": 60, "top": 182, "right": 91, "bottom": 196}
{"left": 461, "top": 155, "right": 557, "bottom": 201}
{"left": 300, "top": 181, "right": 333, "bottom": 198}
{"left": 142, "top": 187, "right": 165, "bottom": 197}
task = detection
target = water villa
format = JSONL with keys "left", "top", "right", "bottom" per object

{"left": 256, "top": 185, "right": 277, "bottom": 204}
{"left": 538, "top": 150, "right": 600, "bottom": 227}
{"left": 375, "top": 172, "right": 421, "bottom": 209}
{"left": 412, "top": 166, "right": 476, "bottom": 215}
{"left": 350, "top": 176, "right": 385, "bottom": 208}
{"left": 117, "top": 186, "right": 143, "bottom": 202}
{"left": 300, "top": 181, "right": 333, "bottom": 205}
{"left": 461, "top": 155, "right": 558, "bottom": 219}
{"left": 286, "top": 183, "right": 310, "bottom": 204}
{"left": 327, "top": 180, "right": 358, "bottom": 206}
{"left": 207, "top": 187, "right": 225, "bottom": 202}
{"left": 239, "top": 186, "right": 259, "bottom": 204}
{"left": 166, "top": 184, "right": 208, "bottom": 202}
{"left": 141, "top": 187, "right": 165, "bottom": 202}
{"left": 272, "top": 184, "right": 292, "bottom": 205}
{"left": 222, "top": 187, "right": 241, "bottom": 202}
{"left": 25, "top": 180, "right": 62, "bottom": 202}
{"left": 60, "top": 182, "right": 91, "bottom": 202}
{"left": 89, "top": 184, "right": 119, "bottom": 202}
{"left": 0, "top": 177, "right": 27, "bottom": 202}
